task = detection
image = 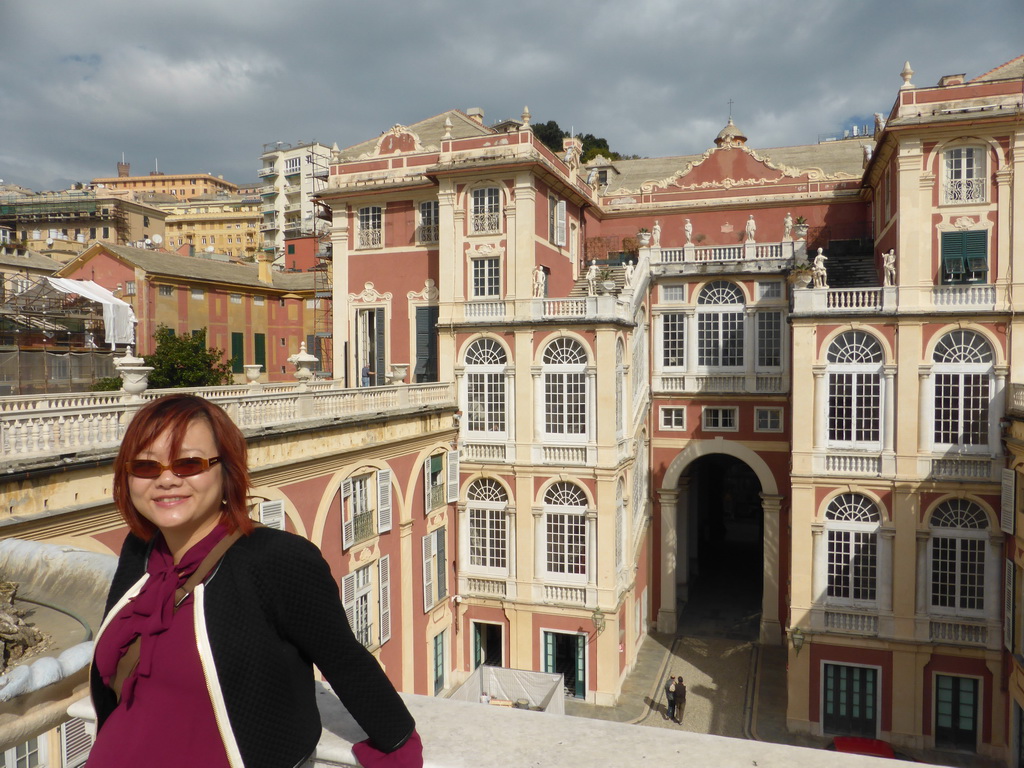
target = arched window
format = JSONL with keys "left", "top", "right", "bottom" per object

{"left": 827, "top": 331, "right": 884, "bottom": 448}
{"left": 929, "top": 499, "right": 990, "bottom": 615}
{"left": 467, "top": 478, "right": 508, "bottom": 572}
{"left": 544, "top": 482, "right": 588, "bottom": 579}
{"left": 932, "top": 330, "right": 994, "bottom": 450}
{"left": 697, "top": 281, "right": 744, "bottom": 367}
{"left": 464, "top": 338, "right": 508, "bottom": 436}
{"left": 943, "top": 146, "right": 986, "bottom": 205}
{"left": 824, "top": 494, "right": 880, "bottom": 603}
{"left": 471, "top": 186, "right": 501, "bottom": 234}
{"left": 542, "top": 338, "right": 589, "bottom": 439}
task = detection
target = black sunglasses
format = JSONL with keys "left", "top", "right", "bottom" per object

{"left": 126, "top": 457, "right": 221, "bottom": 479}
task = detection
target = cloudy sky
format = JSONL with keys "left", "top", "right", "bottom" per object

{"left": 1, "top": 1, "right": 1020, "bottom": 191}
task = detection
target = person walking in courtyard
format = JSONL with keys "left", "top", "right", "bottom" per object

{"left": 675, "top": 675, "right": 686, "bottom": 722}
{"left": 664, "top": 676, "right": 677, "bottom": 722}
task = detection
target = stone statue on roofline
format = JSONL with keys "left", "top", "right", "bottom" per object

{"left": 652, "top": 220, "right": 661, "bottom": 247}
{"left": 684, "top": 219, "right": 693, "bottom": 245}
{"left": 586, "top": 262, "right": 600, "bottom": 296}
{"left": 745, "top": 215, "right": 756, "bottom": 243}
{"left": 532, "top": 265, "right": 547, "bottom": 298}
{"left": 783, "top": 213, "right": 793, "bottom": 241}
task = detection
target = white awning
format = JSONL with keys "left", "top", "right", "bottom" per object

{"left": 46, "top": 278, "right": 136, "bottom": 347}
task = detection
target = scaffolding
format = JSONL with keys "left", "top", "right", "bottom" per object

{"left": 0, "top": 194, "right": 130, "bottom": 245}
{"left": 0, "top": 274, "right": 118, "bottom": 394}
{"left": 307, "top": 147, "right": 334, "bottom": 377}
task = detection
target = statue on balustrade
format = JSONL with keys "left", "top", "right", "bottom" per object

{"left": 684, "top": 219, "right": 693, "bottom": 245}
{"left": 812, "top": 248, "right": 829, "bottom": 289}
{"left": 745, "top": 215, "right": 756, "bottom": 243}
{"left": 586, "top": 262, "right": 600, "bottom": 296}
{"left": 533, "top": 265, "right": 547, "bottom": 298}
{"left": 783, "top": 212, "right": 793, "bottom": 241}
{"left": 652, "top": 220, "right": 661, "bottom": 247}
{"left": 882, "top": 249, "right": 896, "bottom": 287}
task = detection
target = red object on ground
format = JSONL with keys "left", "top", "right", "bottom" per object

{"left": 830, "top": 737, "right": 897, "bottom": 758}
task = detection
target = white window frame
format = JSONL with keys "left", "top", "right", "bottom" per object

{"left": 342, "top": 563, "right": 374, "bottom": 648}
{"left": 419, "top": 200, "right": 439, "bottom": 244}
{"left": 754, "top": 407, "right": 783, "bottom": 433}
{"left": 466, "top": 478, "right": 509, "bottom": 576}
{"left": 341, "top": 469, "right": 392, "bottom": 549}
{"left": 696, "top": 281, "right": 745, "bottom": 369}
{"left": 928, "top": 500, "right": 991, "bottom": 619}
{"left": 543, "top": 482, "right": 589, "bottom": 584}
{"left": 257, "top": 499, "right": 286, "bottom": 530}
{"left": 542, "top": 338, "right": 590, "bottom": 442}
{"left": 357, "top": 205, "right": 383, "bottom": 249}
{"left": 930, "top": 331, "right": 994, "bottom": 454}
{"left": 658, "top": 312, "right": 686, "bottom": 370}
{"left": 943, "top": 146, "right": 986, "bottom": 205}
{"left": 471, "top": 256, "right": 501, "bottom": 298}
{"left": 463, "top": 338, "right": 510, "bottom": 440}
{"left": 823, "top": 494, "right": 880, "bottom": 609}
{"left": 471, "top": 186, "right": 501, "bottom": 234}
{"left": 702, "top": 406, "right": 738, "bottom": 431}
{"left": 827, "top": 331, "right": 884, "bottom": 451}
{"left": 549, "top": 196, "right": 566, "bottom": 246}
{"left": 191, "top": 287, "right": 205, "bottom": 300}
{"left": 660, "top": 406, "right": 686, "bottom": 431}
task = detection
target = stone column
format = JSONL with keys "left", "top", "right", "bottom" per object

{"left": 918, "top": 367, "right": 932, "bottom": 452}
{"left": 992, "top": 367, "right": 1008, "bottom": 454}
{"left": 744, "top": 308, "right": 756, "bottom": 391}
{"left": 813, "top": 367, "right": 827, "bottom": 451}
{"left": 656, "top": 488, "right": 679, "bottom": 633}
{"left": 760, "top": 493, "right": 783, "bottom": 644}
{"left": 883, "top": 365, "right": 896, "bottom": 453}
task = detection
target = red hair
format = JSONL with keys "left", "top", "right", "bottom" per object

{"left": 113, "top": 394, "right": 254, "bottom": 540}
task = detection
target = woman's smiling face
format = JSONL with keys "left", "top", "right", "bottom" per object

{"left": 128, "top": 418, "right": 224, "bottom": 559}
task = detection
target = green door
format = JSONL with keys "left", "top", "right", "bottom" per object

{"left": 936, "top": 675, "right": 978, "bottom": 751}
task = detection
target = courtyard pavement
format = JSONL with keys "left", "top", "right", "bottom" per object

{"left": 565, "top": 587, "right": 1001, "bottom": 768}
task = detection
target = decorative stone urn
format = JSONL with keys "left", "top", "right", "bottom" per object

{"left": 286, "top": 342, "right": 319, "bottom": 387}
{"left": 113, "top": 347, "right": 154, "bottom": 397}
{"left": 243, "top": 364, "right": 263, "bottom": 387}
{"left": 793, "top": 224, "right": 809, "bottom": 240}
{"left": 385, "top": 363, "right": 409, "bottom": 384}
{"left": 637, "top": 231, "right": 652, "bottom": 246}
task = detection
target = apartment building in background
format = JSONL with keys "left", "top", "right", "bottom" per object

{"left": 158, "top": 191, "right": 264, "bottom": 261}
{"left": 257, "top": 141, "right": 332, "bottom": 265}
{"left": 91, "top": 160, "right": 238, "bottom": 200}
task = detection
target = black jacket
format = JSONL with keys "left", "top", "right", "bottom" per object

{"left": 90, "top": 527, "right": 415, "bottom": 768}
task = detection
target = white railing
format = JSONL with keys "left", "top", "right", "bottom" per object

{"left": 826, "top": 288, "right": 883, "bottom": 311}
{"left": 465, "top": 301, "right": 507, "bottom": 319}
{"left": 825, "top": 454, "right": 881, "bottom": 475}
{"left": 466, "top": 577, "right": 507, "bottom": 598}
{"left": 256, "top": 167, "right": 275, "bottom": 177}
{"left": 824, "top": 610, "right": 879, "bottom": 635}
{"left": 542, "top": 298, "right": 588, "bottom": 318}
{"left": 654, "top": 240, "right": 800, "bottom": 265}
{"left": 470, "top": 213, "right": 501, "bottom": 234}
{"left": 653, "top": 373, "right": 787, "bottom": 395}
{"left": 543, "top": 584, "right": 586, "bottom": 605}
{"left": 1, "top": 382, "right": 455, "bottom": 461}
{"left": 930, "top": 619, "right": 988, "bottom": 646}
{"left": 931, "top": 284, "right": 996, "bottom": 309}
{"left": 930, "top": 457, "right": 995, "bottom": 480}
{"left": 943, "top": 179, "right": 985, "bottom": 205}
{"left": 541, "top": 445, "right": 588, "bottom": 465}
{"left": 418, "top": 224, "right": 438, "bottom": 244}
{"left": 463, "top": 442, "right": 508, "bottom": 463}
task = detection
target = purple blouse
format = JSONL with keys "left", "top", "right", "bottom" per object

{"left": 87, "top": 525, "right": 232, "bottom": 768}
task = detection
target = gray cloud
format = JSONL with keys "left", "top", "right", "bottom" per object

{"left": 1, "top": 0, "right": 1020, "bottom": 190}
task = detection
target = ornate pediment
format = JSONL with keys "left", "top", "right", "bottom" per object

{"left": 372, "top": 125, "right": 425, "bottom": 156}
{"left": 631, "top": 144, "right": 858, "bottom": 194}
{"left": 407, "top": 279, "right": 439, "bottom": 301}
{"left": 349, "top": 282, "right": 393, "bottom": 303}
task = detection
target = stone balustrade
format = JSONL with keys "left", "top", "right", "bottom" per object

{"left": 1, "top": 382, "right": 455, "bottom": 463}
{"left": 68, "top": 684, "right": 898, "bottom": 767}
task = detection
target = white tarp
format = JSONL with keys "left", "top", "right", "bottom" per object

{"left": 46, "top": 278, "right": 136, "bottom": 346}
{"left": 449, "top": 666, "right": 565, "bottom": 715}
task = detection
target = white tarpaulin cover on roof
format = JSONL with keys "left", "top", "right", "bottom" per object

{"left": 46, "top": 278, "right": 136, "bottom": 346}
{"left": 449, "top": 665, "right": 565, "bottom": 714}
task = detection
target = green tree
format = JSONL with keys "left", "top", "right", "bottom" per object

{"left": 529, "top": 119, "right": 638, "bottom": 163}
{"left": 144, "top": 325, "right": 234, "bottom": 389}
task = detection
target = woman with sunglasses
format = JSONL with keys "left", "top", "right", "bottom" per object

{"left": 87, "top": 394, "right": 422, "bottom": 768}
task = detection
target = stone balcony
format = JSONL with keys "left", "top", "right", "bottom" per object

{"left": 791, "top": 283, "right": 999, "bottom": 317}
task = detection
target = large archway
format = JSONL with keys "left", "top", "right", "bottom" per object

{"left": 657, "top": 439, "right": 783, "bottom": 644}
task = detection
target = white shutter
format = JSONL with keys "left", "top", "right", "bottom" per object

{"left": 446, "top": 450, "right": 460, "bottom": 504}
{"left": 423, "top": 459, "right": 431, "bottom": 515}
{"left": 379, "top": 555, "right": 391, "bottom": 644}
{"left": 341, "top": 479, "right": 354, "bottom": 549}
{"left": 258, "top": 499, "right": 286, "bottom": 531}
{"left": 342, "top": 572, "right": 357, "bottom": 629}
{"left": 1006, "top": 559, "right": 1015, "bottom": 652}
{"left": 555, "top": 200, "right": 566, "bottom": 246}
{"left": 61, "top": 718, "right": 93, "bottom": 768}
{"left": 1002, "top": 468, "right": 1016, "bottom": 534}
{"left": 423, "top": 534, "right": 434, "bottom": 612}
{"left": 377, "top": 469, "right": 392, "bottom": 534}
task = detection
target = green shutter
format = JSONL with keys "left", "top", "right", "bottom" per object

{"left": 941, "top": 231, "right": 987, "bottom": 283}
{"left": 374, "top": 308, "right": 386, "bottom": 387}
{"left": 414, "top": 306, "right": 439, "bottom": 382}
{"left": 254, "top": 333, "right": 266, "bottom": 367}
{"left": 231, "top": 332, "right": 244, "bottom": 374}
